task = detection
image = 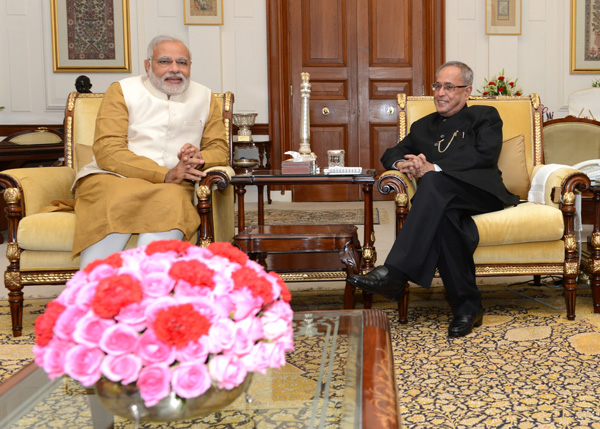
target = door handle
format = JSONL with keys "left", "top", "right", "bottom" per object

{"left": 322, "top": 107, "right": 330, "bottom": 116}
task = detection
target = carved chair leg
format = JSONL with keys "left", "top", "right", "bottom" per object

{"left": 398, "top": 282, "right": 409, "bottom": 324}
{"left": 563, "top": 274, "right": 577, "bottom": 320}
{"left": 5, "top": 272, "right": 24, "bottom": 336}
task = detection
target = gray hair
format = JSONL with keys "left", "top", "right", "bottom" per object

{"left": 436, "top": 61, "right": 473, "bottom": 86}
{"left": 146, "top": 35, "right": 191, "bottom": 60}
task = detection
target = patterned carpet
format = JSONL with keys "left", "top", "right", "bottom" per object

{"left": 2, "top": 279, "right": 600, "bottom": 428}
{"left": 234, "top": 207, "right": 386, "bottom": 226}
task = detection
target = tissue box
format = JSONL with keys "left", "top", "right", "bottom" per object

{"left": 281, "top": 161, "right": 312, "bottom": 174}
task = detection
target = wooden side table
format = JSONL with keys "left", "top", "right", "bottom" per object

{"left": 231, "top": 169, "right": 378, "bottom": 308}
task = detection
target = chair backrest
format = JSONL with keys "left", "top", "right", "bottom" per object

{"left": 397, "top": 94, "right": 544, "bottom": 199}
{"left": 1, "top": 127, "right": 63, "bottom": 145}
{"left": 543, "top": 116, "right": 600, "bottom": 165}
{"left": 64, "top": 91, "right": 235, "bottom": 173}
{"left": 64, "top": 92, "right": 104, "bottom": 173}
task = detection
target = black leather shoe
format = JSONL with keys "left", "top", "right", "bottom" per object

{"left": 347, "top": 266, "right": 405, "bottom": 302}
{"left": 448, "top": 308, "right": 484, "bottom": 338}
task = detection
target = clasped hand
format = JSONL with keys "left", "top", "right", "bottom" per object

{"left": 164, "top": 143, "right": 206, "bottom": 184}
{"left": 397, "top": 154, "right": 434, "bottom": 180}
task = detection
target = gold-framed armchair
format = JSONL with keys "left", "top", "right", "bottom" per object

{"left": 0, "top": 91, "right": 235, "bottom": 336}
{"left": 377, "top": 94, "right": 590, "bottom": 323}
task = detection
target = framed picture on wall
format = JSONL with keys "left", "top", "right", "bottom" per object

{"left": 50, "top": 0, "right": 131, "bottom": 73}
{"left": 485, "top": 0, "right": 522, "bottom": 35}
{"left": 183, "top": 0, "right": 224, "bottom": 25}
{"left": 570, "top": 0, "right": 600, "bottom": 73}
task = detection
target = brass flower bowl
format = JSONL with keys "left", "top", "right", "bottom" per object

{"left": 94, "top": 374, "right": 253, "bottom": 422}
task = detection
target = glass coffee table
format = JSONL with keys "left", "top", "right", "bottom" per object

{"left": 0, "top": 309, "right": 400, "bottom": 428}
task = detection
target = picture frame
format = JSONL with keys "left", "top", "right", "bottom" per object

{"left": 50, "top": 0, "right": 131, "bottom": 73}
{"left": 485, "top": 0, "right": 522, "bottom": 35}
{"left": 183, "top": 0, "right": 224, "bottom": 25}
{"left": 570, "top": 0, "right": 600, "bottom": 74}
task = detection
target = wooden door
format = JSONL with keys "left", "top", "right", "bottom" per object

{"left": 267, "top": 0, "right": 445, "bottom": 201}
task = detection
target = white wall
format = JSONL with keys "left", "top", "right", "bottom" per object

{"left": 446, "top": 0, "right": 600, "bottom": 119}
{"left": 0, "top": 0, "right": 269, "bottom": 125}
{"left": 1, "top": 0, "right": 598, "bottom": 125}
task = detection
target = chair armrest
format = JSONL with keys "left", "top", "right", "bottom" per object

{"left": 196, "top": 167, "right": 235, "bottom": 246}
{"left": 0, "top": 167, "right": 75, "bottom": 217}
{"left": 377, "top": 170, "right": 417, "bottom": 235}
{"left": 530, "top": 165, "right": 590, "bottom": 209}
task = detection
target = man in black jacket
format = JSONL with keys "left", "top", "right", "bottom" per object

{"left": 348, "top": 61, "right": 519, "bottom": 337}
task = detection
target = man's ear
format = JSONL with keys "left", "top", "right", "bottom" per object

{"left": 144, "top": 60, "right": 150, "bottom": 76}
{"left": 464, "top": 85, "right": 473, "bottom": 99}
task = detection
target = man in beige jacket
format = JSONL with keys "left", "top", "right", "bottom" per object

{"left": 74, "top": 34, "right": 229, "bottom": 267}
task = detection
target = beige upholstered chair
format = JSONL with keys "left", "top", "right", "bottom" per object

{"left": 377, "top": 94, "right": 590, "bottom": 323}
{"left": 0, "top": 91, "right": 235, "bottom": 336}
{"left": 543, "top": 116, "right": 600, "bottom": 166}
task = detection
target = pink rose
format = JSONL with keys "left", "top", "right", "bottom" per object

{"left": 64, "top": 345, "right": 104, "bottom": 386}
{"left": 34, "top": 338, "right": 72, "bottom": 380}
{"left": 137, "top": 364, "right": 172, "bottom": 407}
{"left": 135, "top": 329, "right": 176, "bottom": 366}
{"left": 171, "top": 361, "right": 212, "bottom": 398}
{"left": 100, "top": 324, "right": 139, "bottom": 355}
{"left": 240, "top": 342, "right": 271, "bottom": 374}
{"left": 208, "top": 318, "right": 236, "bottom": 353}
{"left": 54, "top": 306, "right": 87, "bottom": 341}
{"left": 230, "top": 289, "right": 262, "bottom": 320}
{"left": 101, "top": 353, "right": 142, "bottom": 385}
{"left": 263, "top": 341, "right": 287, "bottom": 369}
{"left": 74, "top": 281, "right": 100, "bottom": 311}
{"left": 176, "top": 336, "right": 210, "bottom": 363}
{"left": 141, "top": 272, "right": 175, "bottom": 297}
{"left": 115, "top": 300, "right": 148, "bottom": 331}
{"left": 236, "top": 316, "right": 265, "bottom": 343}
{"left": 73, "top": 312, "right": 116, "bottom": 348}
{"left": 230, "top": 321, "right": 255, "bottom": 356}
{"left": 208, "top": 354, "right": 247, "bottom": 390}
{"left": 261, "top": 301, "right": 293, "bottom": 341}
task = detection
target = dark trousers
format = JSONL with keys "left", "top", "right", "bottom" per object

{"left": 385, "top": 172, "right": 505, "bottom": 315}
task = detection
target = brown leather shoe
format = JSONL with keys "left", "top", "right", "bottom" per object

{"left": 347, "top": 265, "right": 405, "bottom": 302}
{"left": 448, "top": 308, "right": 484, "bottom": 337}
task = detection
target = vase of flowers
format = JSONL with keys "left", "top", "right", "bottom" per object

{"left": 477, "top": 69, "right": 523, "bottom": 96}
{"left": 33, "top": 240, "right": 294, "bottom": 422}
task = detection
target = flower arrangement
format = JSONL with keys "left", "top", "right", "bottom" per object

{"left": 33, "top": 240, "right": 294, "bottom": 407}
{"left": 477, "top": 69, "right": 523, "bottom": 96}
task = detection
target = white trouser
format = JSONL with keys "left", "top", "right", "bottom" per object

{"left": 79, "top": 229, "right": 184, "bottom": 268}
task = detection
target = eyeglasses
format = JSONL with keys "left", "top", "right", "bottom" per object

{"left": 431, "top": 82, "right": 469, "bottom": 92}
{"left": 150, "top": 57, "right": 191, "bottom": 68}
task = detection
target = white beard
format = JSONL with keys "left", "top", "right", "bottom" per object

{"left": 148, "top": 65, "right": 190, "bottom": 96}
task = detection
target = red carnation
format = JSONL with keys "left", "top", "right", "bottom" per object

{"left": 509, "top": 81, "right": 515, "bottom": 87}
{"left": 269, "top": 271, "right": 292, "bottom": 302}
{"left": 208, "top": 242, "right": 248, "bottom": 266}
{"left": 92, "top": 274, "right": 143, "bottom": 318}
{"left": 154, "top": 304, "right": 211, "bottom": 348}
{"left": 232, "top": 267, "right": 275, "bottom": 305}
{"left": 498, "top": 87, "right": 505, "bottom": 93}
{"left": 483, "top": 91, "right": 489, "bottom": 96}
{"left": 145, "top": 239, "right": 192, "bottom": 256}
{"left": 169, "top": 260, "right": 216, "bottom": 289}
{"left": 488, "top": 81, "right": 496, "bottom": 86}
{"left": 34, "top": 301, "right": 66, "bottom": 346}
{"left": 515, "top": 91, "right": 522, "bottom": 96}
{"left": 84, "top": 253, "right": 123, "bottom": 273}
{"left": 498, "top": 76, "right": 505, "bottom": 81}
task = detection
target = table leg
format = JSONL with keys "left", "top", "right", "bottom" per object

{"left": 362, "top": 183, "right": 376, "bottom": 273}
{"left": 235, "top": 185, "right": 246, "bottom": 232}
{"left": 257, "top": 185, "right": 265, "bottom": 225}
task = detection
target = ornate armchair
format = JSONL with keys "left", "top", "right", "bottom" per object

{"left": 377, "top": 94, "right": 590, "bottom": 323}
{"left": 543, "top": 116, "right": 600, "bottom": 166}
{"left": 0, "top": 91, "right": 235, "bottom": 336}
